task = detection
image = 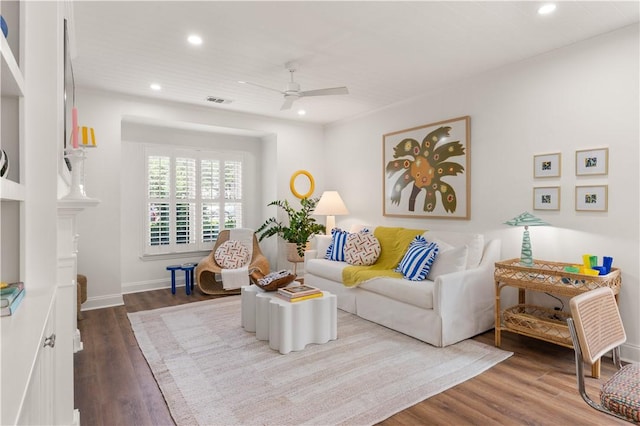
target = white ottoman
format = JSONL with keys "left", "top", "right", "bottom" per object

{"left": 241, "top": 285, "right": 337, "bottom": 354}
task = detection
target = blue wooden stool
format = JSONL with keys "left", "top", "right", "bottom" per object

{"left": 166, "top": 265, "right": 182, "bottom": 295}
{"left": 181, "top": 263, "right": 197, "bottom": 295}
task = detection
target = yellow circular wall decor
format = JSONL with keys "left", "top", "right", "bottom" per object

{"left": 290, "top": 170, "right": 315, "bottom": 199}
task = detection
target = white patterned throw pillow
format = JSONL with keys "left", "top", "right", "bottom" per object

{"left": 214, "top": 240, "right": 250, "bottom": 269}
{"left": 344, "top": 232, "right": 381, "bottom": 266}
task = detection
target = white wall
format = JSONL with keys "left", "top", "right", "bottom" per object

{"left": 324, "top": 24, "right": 639, "bottom": 361}
{"left": 75, "top": 89, "right": 325, "bottom": 308}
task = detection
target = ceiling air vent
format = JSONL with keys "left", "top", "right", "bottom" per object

{"left": 206, "top": 96, "right": 232, "bottom": 104}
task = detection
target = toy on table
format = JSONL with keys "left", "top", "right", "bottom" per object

{"left": 563, "top": 255, "right": 613, "bottom": 276}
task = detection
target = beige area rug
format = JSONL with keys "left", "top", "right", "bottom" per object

{"left": 128, "top": 296, "right": 512, "bottom": 426}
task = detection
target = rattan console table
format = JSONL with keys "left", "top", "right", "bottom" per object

{"left": 494, "top": 258, "right": 621, "bottom": 378}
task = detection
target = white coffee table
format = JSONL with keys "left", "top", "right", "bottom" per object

{"left": 241, "top": 285, "right": 337, "bottom": 354}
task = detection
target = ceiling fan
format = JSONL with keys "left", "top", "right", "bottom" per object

{"left": 239, "top": 61, "right": 349, "bottom": 111}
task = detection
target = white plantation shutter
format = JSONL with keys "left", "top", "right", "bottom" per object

{"left": 223, "top": 160, "right": 243, "bottom": 229}
{"left": 144, "top": 147, "right": 244, "bottom": 255}
{"left": 147, "top": 155, "right": 171, "bottom": 251}
{"left": 200, "top": 159, "right": 220, "bottom": 243}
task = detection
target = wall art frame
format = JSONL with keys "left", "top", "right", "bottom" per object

{"left": 383, "top": 116, "right": 470, "bottom": 219}
{"left": 576, "top": 147, "right": 608, "bottom": 176}
{"left": 533, "top": 186, "right": 560, "bottom": 211}
{"left": 533, "top": 152, "right": 561, "bottom": 178}
{"left": 575, "top": 185, "right": 608, "bottom": 212}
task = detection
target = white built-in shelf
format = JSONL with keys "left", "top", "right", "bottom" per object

{"left": 0, "top": 286, "right": 56, "bottom": 426}
{"left": 1, "top": 33, "right": 25, "bottom": 97}
{"left": 1, "top": 179, "right": 26, "bottom": 201}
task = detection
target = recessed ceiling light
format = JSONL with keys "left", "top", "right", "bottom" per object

{"left": 297, "top": 110, "right": 306, "bottom": 116}
{"left": 187, "top": 34, "right": 203, "bottom": 46}
{"left": 150, "top": 83, "right": 162, "bottom": 91}
{"left": 538, "top": 3, "right": 556, "bottom": 15}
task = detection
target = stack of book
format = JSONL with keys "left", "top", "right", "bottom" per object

{"left": 1, "top": 282, "right": 25, "bottom": 317}
{"left": 276, "top": 284, "right": 322, "bottom": 302}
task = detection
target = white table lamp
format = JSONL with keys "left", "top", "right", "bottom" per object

{"left": 314, "top": 191, "right": 349, "bottom": 234}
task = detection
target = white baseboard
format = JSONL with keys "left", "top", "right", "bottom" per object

{"left": 621, "top": 342, "right": 640, "bottom": 363}
{"left": 81, "top": 293, "right": 125, "bottom": 311}
{"left": 121, "top": 278, "right": 177, "bottom": 294}
{"left": 79, "top": 278, "right": 193, "bottom": 312}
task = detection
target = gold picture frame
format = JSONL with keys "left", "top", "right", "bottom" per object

{"left": 383, "top": 116, "right": 470, "bottom": 219}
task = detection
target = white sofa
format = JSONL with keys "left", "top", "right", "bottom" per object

{"left": 304, "top": 226, "right": 501, "bottom": 347}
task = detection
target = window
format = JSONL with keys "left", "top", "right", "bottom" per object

{"left": 145, "top": 146, "right": 243, "bottom": 255}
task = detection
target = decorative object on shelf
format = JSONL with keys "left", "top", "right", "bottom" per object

{"left": 576, "top": 147, "right": 608, "bottom": 176}
{"left": 63, "top": 148, "right": 90, "bottom": 199}
{"left": 79, "top": 126, "right": 97, "bottom": 148}
{"left": 533, "top": 186, "right": 560, "bottom": 210}
{"left": 383, "top": 116, "right": 470, "bottom": 219}
{"left": 0, "top": 149, "right": 9, "bottom": 178}
{"left": 256, "top": 197, "right": 325, "bottom": 258}
{"left": 533, "top": 152, "right": 561, "bottom": 178}
{"left": 575, "top": 185, "right": 608, "bottom": 212}
{"left": 289, "top": 169, "right": 315, "bottom": 199}
{"left": 0, "top": 15, "right": 8, "bottom": 38}
{"left": 71, "top": 108, "right": 79, "bottom": 148}
{"left": 503, "top": 211, "right": 550, "bottom": 267}
{"left": 63, "top": 118, "right": 98, "bottom": 200}
{"left": 313, "top": 191, "right": 349, "bottom": 234}
{"left": 571, "top": 254, "right": 614, "bottom": 276}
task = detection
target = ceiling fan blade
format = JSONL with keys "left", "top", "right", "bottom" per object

{"left": 280, "top": 96, "right": 295, "bottom": 110}
{"left": 239, "top": 80, "right": 284, "bottom": 94}
{"left": 300, "top": 86, "right": 349, "bottom": 97}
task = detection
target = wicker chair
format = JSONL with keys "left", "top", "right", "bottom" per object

{"left": 567, "top": 287, "right": 639, "bottom": 424}
{"left": 195, "top": 230, "right": 270, "bottom": 295}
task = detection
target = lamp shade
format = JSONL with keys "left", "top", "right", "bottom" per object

{"left": 504, "top": 211, "right": 549, "bottom": 227}
{"left": 314, "top": 191, "right": 349, "bottom": 216}
{"left": 314, "top": 191, "right": 349, "bottom": 235}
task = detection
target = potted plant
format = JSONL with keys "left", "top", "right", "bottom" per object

{"left": 256, "top": 197, "right": 326, "bottom": 261}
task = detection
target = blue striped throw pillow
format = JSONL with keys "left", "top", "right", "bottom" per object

{"left": 396, "top": 236, "right": 440, "bottom": 281}
{"left": 325, "top": 228, "right": 349, "bottom": 261}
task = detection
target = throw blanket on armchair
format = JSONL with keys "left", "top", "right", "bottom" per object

{"left": 342, "top": 227, "right": 425, "bottom": 287}
{"left": 220, "top": 228, "right": 254, "bottom": 290}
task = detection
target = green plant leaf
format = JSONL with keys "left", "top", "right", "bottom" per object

{"left": 256, "top": 197, "right": 326, "bottom": 250}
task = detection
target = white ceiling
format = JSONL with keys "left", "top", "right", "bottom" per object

{"left": 72, "top": 1, "right": 639, "bottom": 125}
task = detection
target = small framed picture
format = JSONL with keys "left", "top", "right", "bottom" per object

{"left": 533, "top": 186, "right": 560, "bottom": 211}
{"left": 575, "top": 185, "right": 608, "bottom": 212}
{"left": 533, "top": 153, "right": 561, "bottom": 178}
{"left": 576, "top": 148, "right": 608, "bottom": 176}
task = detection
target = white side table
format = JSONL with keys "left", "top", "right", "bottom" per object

{"left": 241, "top": 285, "right": 337, "bottom": 354}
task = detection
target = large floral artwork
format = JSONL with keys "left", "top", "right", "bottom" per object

{"left": 383, "top": 116, "right": 470, "bottom": 219}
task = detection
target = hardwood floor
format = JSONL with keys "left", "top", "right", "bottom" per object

{"left": 74, "top": 288, "right": 626, "bottom": 425}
